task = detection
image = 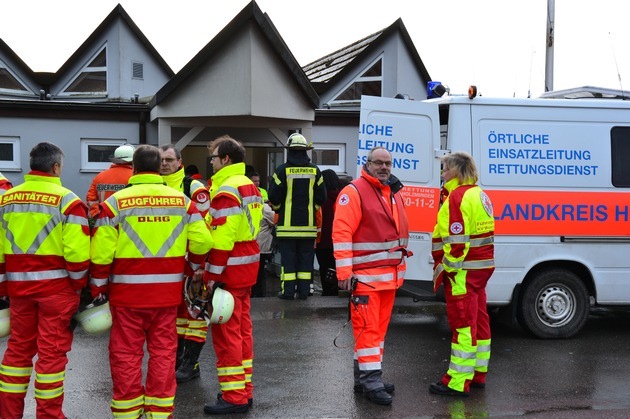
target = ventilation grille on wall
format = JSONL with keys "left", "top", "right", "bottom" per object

{"left": 132, "top": 62, "right": 143, "bottom": 79}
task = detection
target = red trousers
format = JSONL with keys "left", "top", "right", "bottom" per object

{"left": 109, "top": 305, "right": 177, "bottom": 419}
{"left": 351, "top": 288, "right": 396, "bottom": 392}
{"left": 442, "top": 269, "right": 492, "bottom": 392}
{"left": 176, "top": 298, "right": 208, "bottom": 343}
{"left": 210, "top": 287, "right": 253, "bottom": 405}
{"left": 0, "top": 285, "right": 79, "bottom": 419}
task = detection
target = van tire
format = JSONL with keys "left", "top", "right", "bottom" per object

{"left": 516, "top": 268, "right": 589, "bottom": 339}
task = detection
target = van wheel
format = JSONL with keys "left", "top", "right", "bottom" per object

{"left": 516, "top": 269, "right": 589, "bottom": 339}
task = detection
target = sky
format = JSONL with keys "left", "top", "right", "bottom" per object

{"left": 2, "top": 0, "right": 630, "bottom": 98}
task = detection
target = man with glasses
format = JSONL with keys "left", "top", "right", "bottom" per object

{"left": 332, "top": 146, "right": 411, "bottom": 406}
{"left": 158, "top": 144, "right": 212, "bottom": 384}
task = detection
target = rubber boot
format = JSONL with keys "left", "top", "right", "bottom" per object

{"left": 176, "top": 340, "right": 204, "bottom": 383}
{"left": 175, "top": 337, "right": 186, "bottom": 371}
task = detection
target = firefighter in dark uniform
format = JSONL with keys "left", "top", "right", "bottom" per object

{"left": 268, "top": 133, "right": 326, "bottom": 300}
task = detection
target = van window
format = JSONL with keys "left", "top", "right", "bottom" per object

{"left": 611, "top": 127, "right": 630, "bottom": 187}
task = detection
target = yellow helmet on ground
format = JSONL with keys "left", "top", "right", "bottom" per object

{"left": 75, "top": 296, "right": 112, "bottom": 334}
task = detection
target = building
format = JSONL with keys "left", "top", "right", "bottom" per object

{"left": 0, "top": 1, "right": 433, "bottom": 196}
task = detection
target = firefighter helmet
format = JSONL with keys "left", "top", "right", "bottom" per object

{"left": 75, "top": 296, "right": 112, "bottom": 334}
{"left": 286, "top": 133, "right": 313, "bottom": 150}
{"left": 0, "top": 299, "right": 9, "bottom": 338}
{"left": 210, "top": 287, "right": 234, "bottom": 324}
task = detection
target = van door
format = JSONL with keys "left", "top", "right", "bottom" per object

{"left": 359, "top": 96, "right": 442, "bottom": 295}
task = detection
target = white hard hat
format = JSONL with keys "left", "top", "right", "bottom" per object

{"left": 0, "top": 305, "right": 9, "bottom": 338}
{"left": 210, "top": 287, "right": 234, "bottom": 324}
{"left": 75, "top": 299, "right": 112, "bottom": 334}
{"left": 286, "top": 133, "right": 313, "bottom": 150}
{"left": 112, "top": 144, "right": 134, "bottom": 162}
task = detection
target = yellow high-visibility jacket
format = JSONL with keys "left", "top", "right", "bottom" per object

{"left": 90, "top": 173, "right": 213, "bottom": 308}
{"left": 0, "top": 171, "right": 90, "bottom": 297}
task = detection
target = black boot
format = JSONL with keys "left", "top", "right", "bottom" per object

{"left": 175, "top": 337, "right": 185, "bottom": 371}
{"left": 176, "top": 340, "right": 204, "bottom": 383}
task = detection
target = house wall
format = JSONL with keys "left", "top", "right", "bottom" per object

{"left": 0, "top": 117, "right": 140, "bottom": 199}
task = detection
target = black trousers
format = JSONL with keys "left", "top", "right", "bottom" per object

{"left": 277, "top": 238, "right": 315, "bottom": 298}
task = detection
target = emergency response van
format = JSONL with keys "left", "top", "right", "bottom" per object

{"left": 359, "top": 93, "right": 630, "bottom": 338}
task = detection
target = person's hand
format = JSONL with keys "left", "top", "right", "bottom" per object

{"left": 193, "top": 268, "right": 204, "bottom": 284}
{"left": 338, "top": 279, "right": 352, "bottom": 291}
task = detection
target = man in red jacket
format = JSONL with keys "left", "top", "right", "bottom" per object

{"left": 90, "top": 145, "right": 212, "bottom": 419}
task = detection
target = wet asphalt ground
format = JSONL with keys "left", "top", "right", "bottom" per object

{"left": 3, "top": 274, "right": 630, "bottom": 418}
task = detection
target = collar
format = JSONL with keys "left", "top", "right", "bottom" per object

{"left": 211, "top": 162, "right": 245, "bottom": 186}
{"left": 25, "top": 171, "right": 62, "bottom": 186}
{"left": 360, "top": 166, "right": 389, "bottom": 191}
{"left": 128, "top": 173, "right": 165, "bottom": 185}
{"left": 161, "top": 167, "right": 185, "bottom": 191}
{"left": 444, "top": 178, "right": 475, "bottom": 192}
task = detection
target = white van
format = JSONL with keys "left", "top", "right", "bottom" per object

{"left": 359, "top": 94, "right": 630, "bottom": 338}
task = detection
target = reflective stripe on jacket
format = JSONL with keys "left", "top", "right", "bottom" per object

{"left": 332, "top": 168, "right": 409, "bottom": 291}
{"left": 268, "top": 161, "right": 326, "bottom": 238}
{"left": 90, "top": 173, "right": 213, "bottom": 307}
{"left": 205, "top": 163, "right": 262, "bottom": 288}
{"left": 0, "top": 172, "right": 90, "bottom": 297}
{"left": 432, "top": 179, "right": 495, "bottom": 295}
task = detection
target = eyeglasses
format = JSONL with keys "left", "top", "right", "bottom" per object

{"left": 368, "top": 160, "right": 393, "bottom": 168}
{"left": 209, "top": 155, "right": 221, "bottom": 160}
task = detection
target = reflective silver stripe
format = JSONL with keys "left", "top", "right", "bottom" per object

{"left": 111, "top": 273, "right": 182, "bottom": 284}
{"left": 227, "top": 254, "right": 259, "bottom": 266}
{"left": 452, "top": 349, "right": 476, "bottom": 360}
{"left": 358, "top": 361, "right": 381, "bottom": 371}
{"left": 476, "top": 359, "right": 489, "bottom": 367}
{"left": 354, "top": 272, "right": 395, "bottom": 283}
{"left": 66, "top": 213, "right": 89, "bottom": 227}
{"left": 1, "top": 203, "right": 60, "bottom": 255}
{"left": 213, "top": 184, "right": 261, "bottom": 237}
{"left": 335, "top": 258, "right": 353, "bottom": 267}
{"left": 0, "top": 274, "right": 5, "bottom": 284}
{"left": 443, "top": 234, "right": 469, "bottom": 244}
{"left": 471, "top": 237, "right": 494, "bottom": 246}
{"left": 398, "top": 269, "right": 406, "bottom": 279}
{"left": 433, "top": 264, "right": 444, "bottom": 281}
{"left": 6, "top": 269, "right": 67, "bottom": 281}
{"left": 213, "top": 207, "right": 242, "bottom": 219}
{"left": 432, "top": 242, "right": 443, "bottom": 251}
{"left": 206, "top": 262, "right": 223, "bottom": 275}
{"left": 68, "top": 270, "right": 87, "bottom": 280}
{"left": 477, "top": 343, "right": 491, "bottom": 352}
{"left": 188, "top": 212, "right": 203, "bottom": 223}
{"left": 352, "top": 251, "right": 403, "bottom": 265}
{"left": 443, "top": 258, "right": 495, "bottom": 270}
{"left": 188, "top": 261, "right": 201, "bottom": 271}
{"left": 351, "top": 240, "right": 403, "bottom": 251}
{"left": 90, "top": 277, "right": 108, "bottom": 287}
{"left": 448, "top": 362, "right": 476, "bottom": 373}
{"left": 119, "top": 207, "right": 187, "bottom": 258}
{"left": 333, "top": 242, "right": 353, "bottom": 251}
{"left": 356, "top": 347, "right": 380, "bottom": 357}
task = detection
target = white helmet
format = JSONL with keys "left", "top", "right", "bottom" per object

{"left": 210, "top": 287, "right": 234, "bottom": 324}
{"left": 75, "top": 297, "right": 112, "bottom": 334}
{"left": 0, "top": 299, "right": 9, "bottom": 338}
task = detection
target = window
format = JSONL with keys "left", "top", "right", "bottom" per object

{"left": 311, "top": 144, "right": 345, "bottom": 173}
{"left": 62, "top": 47, "right": 107, "bottom": 96}
{"left": 611, "top": 127, "right": 630, "bottom": 187}
{"left": 0, "top": 137, "right": 21, "bottom": 171}
{"left": 0, "top": 64, "right": 31, "bottom": 95}
{"left": 81, "top": 139, "right": 127, "bottom": 172}
{"left": 330, "top": 57, "right": 382, "bottom": 105}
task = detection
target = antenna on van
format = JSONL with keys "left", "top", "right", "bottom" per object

{"left": 609, "top": 31, "right": 626, "bottom": 100}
